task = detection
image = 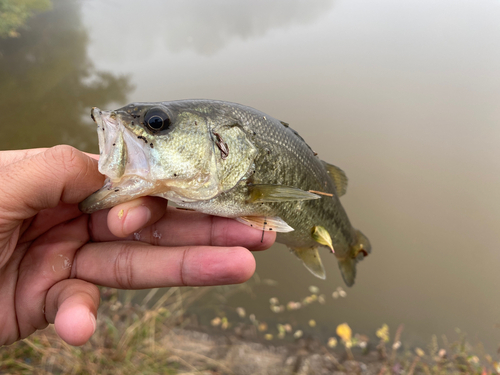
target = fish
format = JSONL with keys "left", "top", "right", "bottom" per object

{"left": 79, "top": 100, "right": 371, "bottom": 286}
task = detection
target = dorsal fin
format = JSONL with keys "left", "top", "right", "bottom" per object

{"left": 322, "top": 161, "right": 348, "bottom": 197}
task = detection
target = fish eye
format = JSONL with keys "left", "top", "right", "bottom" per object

{"left": 144, "top": 108, "right": 170, "bottom": 131}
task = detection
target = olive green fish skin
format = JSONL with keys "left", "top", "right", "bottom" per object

{"left": 172, "top": 100, "right": 357, "bottom": 256}
{"left": 80, "top": 99, "right": 370, "bottom": 284}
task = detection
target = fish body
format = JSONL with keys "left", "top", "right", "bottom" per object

{"left": 80, "top": 100, "right": 371, "bottom": 286}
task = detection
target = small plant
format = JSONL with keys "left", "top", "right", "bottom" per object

{"left": 336, "top": 323, "right": 354, "bottom": 360}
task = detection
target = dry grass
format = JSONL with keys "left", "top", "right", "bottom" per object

{"left": 1, "top": 283, "right": 499, "bottom": 374}
{"left": 0, "top": 287, "right": 208, "bottom": 374}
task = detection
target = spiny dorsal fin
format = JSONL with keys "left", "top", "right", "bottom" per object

{"left": 290, "top": 246, "right": 326, "bottom": 279}
{"left": 247, "top": 184, "right": 321, "bottom": 203}
{"left": 235, "top": 216, "right": 294, "bottom": 232}
{"left": 280, "top": 121, "right": 290, "bottom": 128}
{"left": 322, "top": 161, "right": 348, "bottom": 197}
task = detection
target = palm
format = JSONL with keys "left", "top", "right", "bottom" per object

{"left": 1, "top": 203, "right": 90, "bottom": 344}
{"left": 0, "top": 146, "right": 274, "bottom": 346}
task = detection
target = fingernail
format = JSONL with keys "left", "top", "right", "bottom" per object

{"left": 89, "top": 312, "right": 97, "bottom": 334}
{"left": 123, "top": 205, "right": 152, "bottom": 234}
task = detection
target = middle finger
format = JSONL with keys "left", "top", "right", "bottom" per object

{"left": 72, "top": 241, "right": 256, "bottom": 288}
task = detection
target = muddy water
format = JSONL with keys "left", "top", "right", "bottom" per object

{"left": 1, "top": 0, "right": 499, "bottom": 350}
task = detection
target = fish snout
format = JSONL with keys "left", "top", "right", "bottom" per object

{"left": 95, "top": 109, "right": 127, "bottom": 180}
{"left": 90, "top": 107, "right": 102, "bottom": 124}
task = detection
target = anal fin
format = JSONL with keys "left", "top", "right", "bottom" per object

{"left": 235, "top": 216, "right": 294, "bottom": 232}
{"left": 290, "top": 246, "right": 326, "bottom": 280}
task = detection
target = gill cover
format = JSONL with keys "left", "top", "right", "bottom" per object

{"left": 80, "top": 105, "right": 260, "bottom": 213}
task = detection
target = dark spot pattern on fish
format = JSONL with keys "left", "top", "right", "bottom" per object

{"left": 213, "top": 131, "right": 229, "bottom": 160}
{"left": 81, "top": 99, "right": 369, "bottom": 286}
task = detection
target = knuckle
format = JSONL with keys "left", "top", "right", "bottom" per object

{"left": 87, "top": 214, "right": 101, "bottom": 242}
{"left": 179, "top": 247, "right": 189, "bottom": 286}
{"left": 44, "top": 145, "right": 82, "bottom": 174}
{"left": 210, "top": 215, "right": 216, "bottom": 246}
{"left": 210, "top": 216, "right": 229, "bottom": 247}
{"left": 113, "top": 245, "right": 135, "bottom": 289}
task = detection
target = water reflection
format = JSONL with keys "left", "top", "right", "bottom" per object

{"left": 0, "top": 0, "right": 51, "bottom": 38}
{"left": 84, "top": 0, "right": 335, "bottom": 56}
{"left": 0, "top": 0, "right": 132, "bottom": 152}
{"left": 1, "top": 0, "right": 500, "bottom": 354}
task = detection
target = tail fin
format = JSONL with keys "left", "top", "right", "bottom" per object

{"left": 338, "top": 229, "right": 371, "bottom": 287}
{"left": 338, "top": 257, "right": 357, "bottom": 287}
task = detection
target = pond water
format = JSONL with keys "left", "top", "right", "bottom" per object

{"left": 1, "top": 0, "right": 499, "bottom": 351}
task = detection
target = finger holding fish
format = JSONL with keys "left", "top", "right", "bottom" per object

{"left": 81, "top": 99, "right": 371, "bottom": 286}
{"left": 90, "top": 205, "right": 276, "bottom": 251}
{"left": 106, "top": 196, "right": 168, "bottom": 238}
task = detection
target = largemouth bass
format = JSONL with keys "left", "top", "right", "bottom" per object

{"left": 80, "top": 100, "right": 371, "bottom": 286}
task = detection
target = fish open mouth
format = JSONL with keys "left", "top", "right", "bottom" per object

{"left": 92, "top": 107, "right": 151, "bottom": 182}
{"left": 79, "top": 108, "right": 155, "bottom": 213}
{"left": 93, "top": 107, "right": 126, "bottom": 181}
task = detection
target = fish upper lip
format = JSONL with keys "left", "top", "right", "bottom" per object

{"left": 96, "top": 109, "right": 153, "bottom": 182}
{"left": 96, "top": 109, "right": 126, "bottom": 180}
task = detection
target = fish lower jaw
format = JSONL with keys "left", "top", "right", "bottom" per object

{"left": 153, "top": 188, "right": 219, "bottom": 204}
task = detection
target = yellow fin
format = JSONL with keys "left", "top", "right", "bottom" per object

{"left": 235, "top": 216, "right": 294, "bottom": 232}
{"left": 322, "top": 161, "right": 348, "bottom": 197}
{"left": 290, "top": 246, "right": 326, "bottom": 279}
{"left": 311, "top": 225, "right": 334, "bottom": 252}
{"left": 247, "top": 184, "right": 320, "bottom": 203}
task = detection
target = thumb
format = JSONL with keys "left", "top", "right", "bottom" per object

{"left": 0, "top": 145, "right": 104, "bottom": 234}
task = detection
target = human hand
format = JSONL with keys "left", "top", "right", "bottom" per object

{"left": 0, "top": 146, "right": 275, "bottom": 346}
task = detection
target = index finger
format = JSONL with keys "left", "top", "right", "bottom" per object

{"left": 90, "top": 205, "right": 276, "bottom": 251}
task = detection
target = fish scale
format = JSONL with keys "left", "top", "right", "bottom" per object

{"left": 79, "top": 100, "right": 371, "bottom": 286}
{"left": 213, "top": 102, "right": 350, "bottom": 244}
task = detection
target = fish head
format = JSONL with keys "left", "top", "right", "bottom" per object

{"left": 80, "top": 102, "right": 257, "bottom": 213}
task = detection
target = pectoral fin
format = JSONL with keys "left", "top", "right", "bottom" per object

{"left": 311, "top": 225, "right": 334, "bottom": 252}
{"left": 236, "top": 216, "right": 294, "bottom": 232}
{"left": 247, "top": 184, "right": 321, "bottom": 203}
{"left": 290, "top": 246, "right": 326, "bottom": 279}
{"left": 322, "top": 161, "right": 348, "bottom": 197}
